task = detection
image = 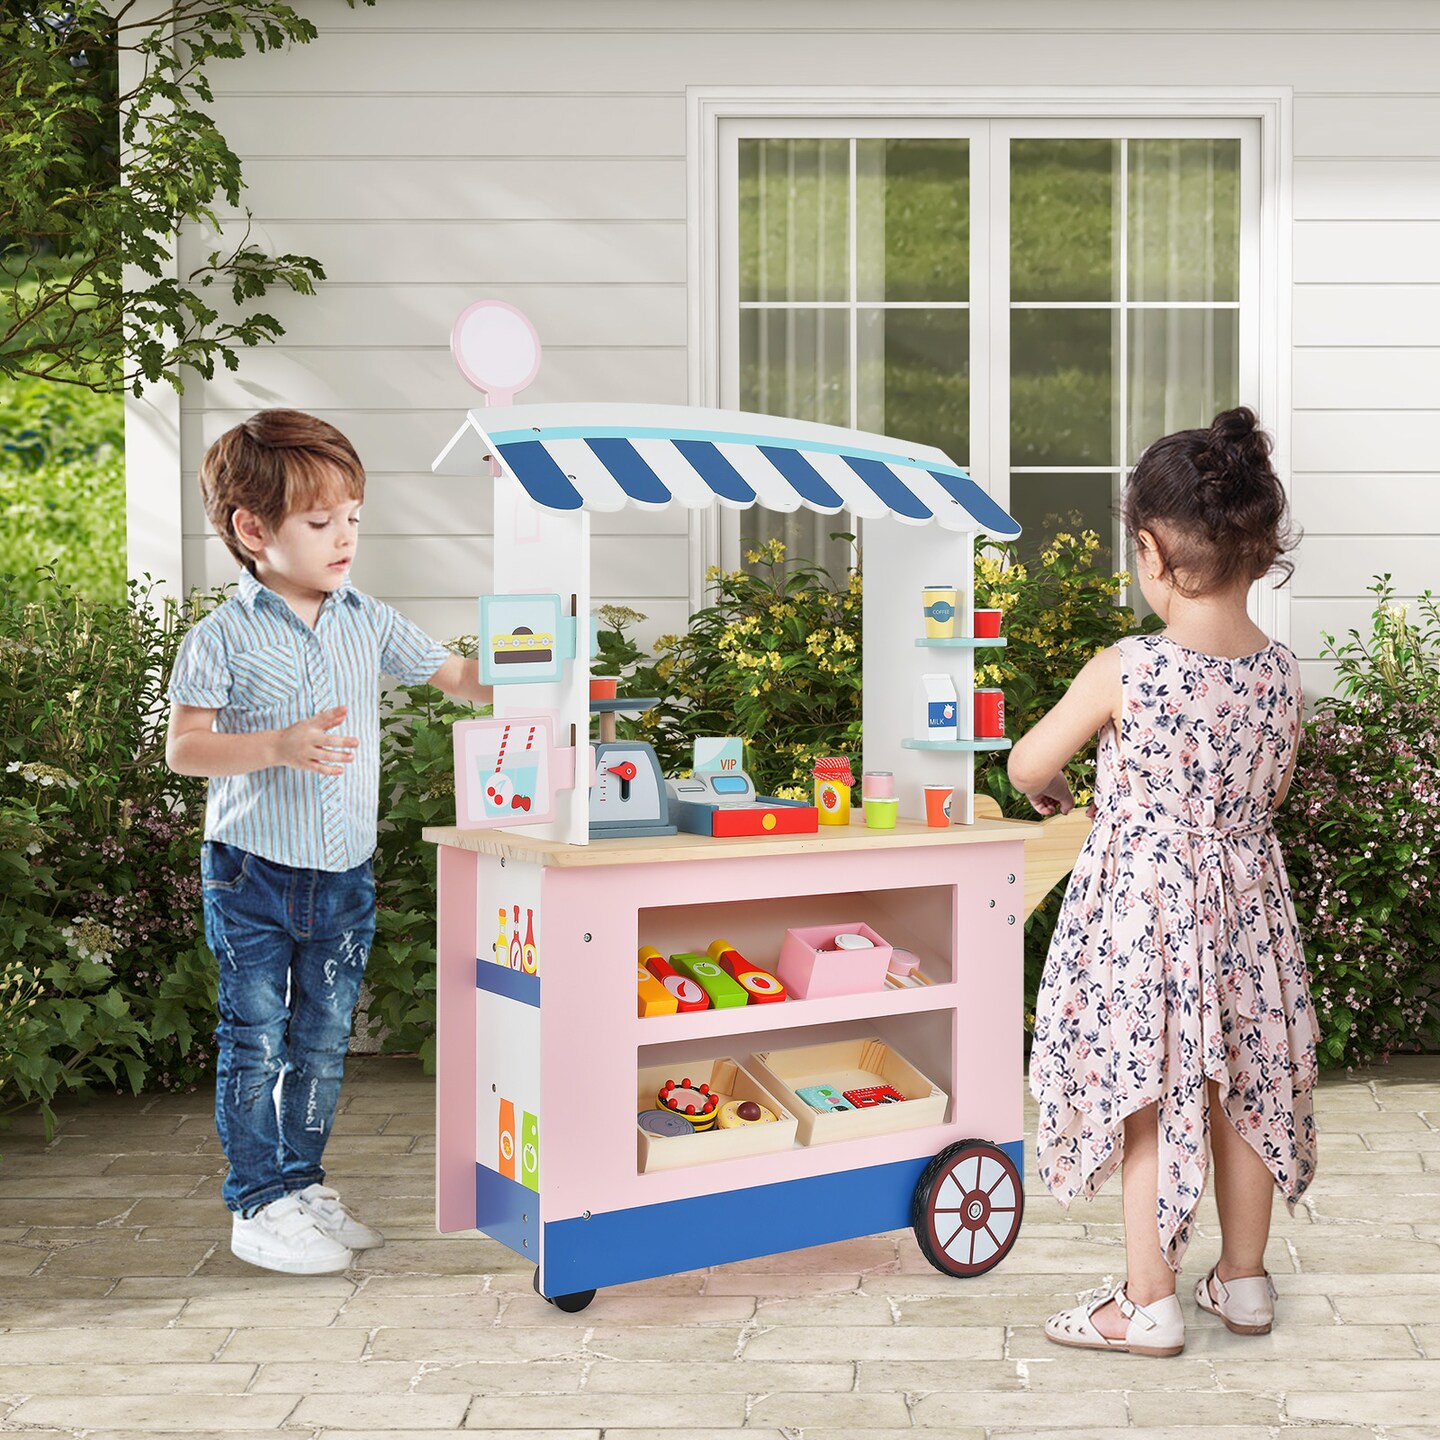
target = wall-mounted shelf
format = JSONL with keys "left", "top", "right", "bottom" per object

{"left": 903, "top": 738, "right": 1012, "bottom": 753}
{"left": 913, "top": 638, "right": 1007, "bottom": 649}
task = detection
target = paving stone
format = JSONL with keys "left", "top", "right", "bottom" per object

{"left": 912, "top": 1388, "right": 1131, "bottom": 1428}
{"left": 580, "top": 1359, "right": 854, "bottom": 1393}
{"left": 111, "top": 1273, "right": 355, "bottom": 1299}
{"left": 1287, "top": 1391, "right": 1440, "bottom": 1424}
{"left": 0, "top": 1327, "right": 230, "bottom": 1363}
{"left": 5, "top": 1393, "right": 299, "bottom": 1429}
{"left": 366, "top": 1326, "right": 593, "bottom": 1363}
{"left": 746, "top": 1391, "right": 914, "bottom": 1428}
{"left": 326, "top": 1433, "right": 601, "bottom": 1440}
{"left": 743, "top": 1322, "right": 999, "bottom": 1361}
{"left": 1127, "top": 1389, "right": 1284, "bottom": 1426}
{"left": 1288, "top": 1237, "right": 1440, "bottom": 1273}
{"left": 702, "top": 1271, "right": 863, "bottom": 1298}
{"left": 177, "top": 1295, "right": 349, "bottom": 1328}
{"left": 249, "top": 1359, "right": 420, "bottom": 1392}
{"left": 218, "top": 1327, "right": 370, "bottom": 1362}
{"left": 0, "top": 1362, "right": 258, "bottom": 1394}
{"left": 1210, "top": 1358, "right": 1438, "bottom": 1392}
{"left": 335, "top": 1292, "right": 501, "bottom": 1327}
{"left": 0, "top": 1244, "right": 42, "bottom": 1276}
{"left": 458, "top": 1393, "right": 747, "bottom": 1428}
{"left": 751, "top": 1292, "right": 897, "bottom": 1326}
{"left": 409, "top": 1360, "right": 587, "bottom": 1393}
{"left": 0, "top": 1295, "right": 185, "bottom": 1327}
{"left": 288, "top": 1392, "right": 470, "bottom": 1428}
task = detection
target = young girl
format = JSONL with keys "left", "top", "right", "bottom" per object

{"left": 1009, "top": 406, "right": 1319, "bottom": 1357}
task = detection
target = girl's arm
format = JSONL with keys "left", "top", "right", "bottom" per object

{"left": 425, "top": 655, "right": 494, "bottom": 708}
{"left": 1007, "top": 647, "right": 1123, "bottom": 813}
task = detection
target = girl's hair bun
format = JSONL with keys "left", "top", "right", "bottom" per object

{"left": 1122, "top": 405, "right": 1297, "bottom": 597}
{"left": 1196, "top": 406, "right": 1272, "bottom": 507}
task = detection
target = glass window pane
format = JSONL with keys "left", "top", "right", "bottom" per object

{"left": 1011, "top": 139, "right": 1119, "bottom": 303}
{"left": 1127, "top": 308, "right": 1240, "bottom": 463}
{"left": 1011, "top": 308, "right": 1117, "bottom": 466}
{"left": 739, "top": 307, "right": 849, "bottom": 428}
{"left": 1009, "top": 472, "right": 1118, "bottom": 569}
{"left": 1129, "top": 139, "right": 1240, "bottom": 303}
{"left": 739, "top": 139, "right": 850, "bottom": 304}
{"left": 857, "top": 308, "right": 968, "bottom": 466}
{"left": 856, "top": 139, "right": 969, "bottom": 303}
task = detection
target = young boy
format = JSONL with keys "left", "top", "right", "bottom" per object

{"left": 166, "top": 409, "right": 490, "bottom": 1274}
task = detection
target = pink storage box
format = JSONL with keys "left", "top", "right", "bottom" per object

{"left": 775, "top": 922, "right": 893, "bottom": 999}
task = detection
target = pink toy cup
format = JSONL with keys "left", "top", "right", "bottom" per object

{"left": 973, "top": 608, "right": 1003, "bottom": 638}
{"left": 862, "top": 770, "right": 895, "bottom": 800}
{"left": 923, "top": 785, "right": 953, "bottom": 827}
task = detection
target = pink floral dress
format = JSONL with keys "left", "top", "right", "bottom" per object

{"left": 1029, "top": 633, "right": 1319, "bottom": 1271}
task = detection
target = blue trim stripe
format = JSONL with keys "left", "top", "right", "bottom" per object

{"left": 927, "top": 469, "right": 1021, "bottom": 537}
{"left": 586, "top": 438, "right": 670, "bottom": 505}
{"left": 539, "top": 1140, "right": 1024, "bottom": 1296}
{"left": 497, "top": 441, "right": 584, "bottom": 510}
{"left": 475, "top": 959, "right": 541, "bottom": 1008}
{"left": 844, "top": 455, "right": 933, "bottom": 520}
{"left": 758, "top": 445, "right": 845, "bottom": 510}
{"left": 476, "top": 1163, "right": 537, "bottom": 1260}
{"left": 673, "top": 439, "right": 756, "bottom": 504}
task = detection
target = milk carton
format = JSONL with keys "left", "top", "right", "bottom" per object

{"left": 917, "top": 674, "right": 959, "bottom": 742}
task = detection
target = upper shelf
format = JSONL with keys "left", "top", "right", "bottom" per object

{"left": 902, "top": 738, "right": 1012, "bottom": 753}
{"left": 913, "top": 637, "right": 1007, "bottom": 649}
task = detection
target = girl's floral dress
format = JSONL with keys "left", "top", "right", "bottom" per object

{"left": 1029, "top": 634, "right": 1319, "bottom": 1271}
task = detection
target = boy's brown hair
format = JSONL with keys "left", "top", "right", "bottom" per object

{"left": 199, "top": 410, "right": 366, "bottom": 572}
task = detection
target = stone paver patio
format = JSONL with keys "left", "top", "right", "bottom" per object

{"left": 1, "top": 1054, "right": 1438, "bottom": 1439}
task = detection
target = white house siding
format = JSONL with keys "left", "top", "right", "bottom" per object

{"left": 150, "top": 0, "right": 1440, "bottom": 695}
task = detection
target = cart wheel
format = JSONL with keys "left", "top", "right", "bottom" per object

{"left": 911, "top": 1138, "right": 1024, "bottom": 1277}
{"left": 533, "top": 1266, "right": 596, "bottom": 1313}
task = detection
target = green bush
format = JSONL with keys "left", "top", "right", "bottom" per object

{"left": 366, "top": 646, "right": 484, "bottom": 1070}
{"left": 0, "top": 571, "right": 225, "bottom": 1137}
{"left": 1278, "top": 579, "right": 1440, "bottom": 1067}
{"left": 0, "top": 379, "right": 126, "bottom": 603}
{"left": 642, "top": 537, "right": 864, "bottom": 797}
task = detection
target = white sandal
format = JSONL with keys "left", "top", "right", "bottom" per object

{"left": 1045, "top": 1280, "right": 1185, "bottom": 1357}
{"left": 1194, "top": 1267, "right": 1277, "bottom": 1335}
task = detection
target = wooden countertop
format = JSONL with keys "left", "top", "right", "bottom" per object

{"left": 421, "top": 815, "right": 1037, "bottom": 868}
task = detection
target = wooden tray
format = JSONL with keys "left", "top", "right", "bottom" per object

{"left": 751, "top": 1037, "right": 947, "bottom": 1146}
{"left": 636, "top": 1057, "right": 797, "bottom": 1172}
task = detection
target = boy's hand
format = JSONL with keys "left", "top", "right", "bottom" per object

{"left": 275, "top": 706, "right": 360, "bottom": 776}
{"left": 1027, "top": 773, "right": 1075, "bottom": 817}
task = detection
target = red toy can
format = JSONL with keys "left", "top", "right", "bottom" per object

{"left": 974, "top": 688, "right": 1005, "bottom": 738}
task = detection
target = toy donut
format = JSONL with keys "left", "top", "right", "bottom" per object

{"left": 657, "top": 1077, "right": 720, "bottom": 1131}
{"left": 717, "top": 1098, "right": 777, "bottom": 1129}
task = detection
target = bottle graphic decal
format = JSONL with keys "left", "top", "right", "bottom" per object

{"left": 494, "top": 908, "right": 508, "bottom": 967}
{"left": 509, "top": 904, "right": 523, "bottom": 970}
{"left": 497, "top": 1098, "right": 516, "bottom": 1179}
{"left": 520, "top": 1111, "right": 539, "bottom": 1191}
{"left": 522, "top": 908, "right": 538, "bottom": 975}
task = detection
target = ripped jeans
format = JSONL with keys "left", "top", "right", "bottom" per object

{"left": 202, "top": 842, "right": 375, "bottom": 1214}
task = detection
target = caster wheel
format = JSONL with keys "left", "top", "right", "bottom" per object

{"left": 911, "top": 1138, "right": 1023, "bottom": 1277}
{"left": 533, "top": 1266, "right": 596, "bottom": 1313}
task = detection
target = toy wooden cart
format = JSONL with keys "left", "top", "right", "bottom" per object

{"left": 424, "top": 314, "right": 1087, "bottom": 1309}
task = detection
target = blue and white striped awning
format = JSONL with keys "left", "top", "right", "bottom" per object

{"left": 433, "top": 403, "right": 1020, "bottom": 538}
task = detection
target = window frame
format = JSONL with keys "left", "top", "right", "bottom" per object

{"left": 690, "top": 88, "right": 1292, "bottom": 640}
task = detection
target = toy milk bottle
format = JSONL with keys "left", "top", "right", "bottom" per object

{"left": 812, "top": 756, "right": 855, "bottom": 826}
{"left": 917, "top": 674, "right": 959, "bottom": 742}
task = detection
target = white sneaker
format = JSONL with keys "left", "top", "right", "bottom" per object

{"left": 231, "top": 1194, "right": 354, "bottom": 1274}
{"left": 292, "top": 1182, "right": 385, "bottom": 1251}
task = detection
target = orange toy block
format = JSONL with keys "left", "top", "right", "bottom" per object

{"left": 636, "top": 960, "right": 678, "bottom": 1018}
{"left": 638, "top": 945, "right": 709, "bottom": 1012}
{"left": 707, "top": 937, "right": 788, "bottom": 1004}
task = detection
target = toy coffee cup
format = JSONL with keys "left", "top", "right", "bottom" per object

{"left": 973, "top": 608, "right": 1002, "bottom": 638}
{"left": 923, "top": 586, "right": 958, "bottom": 639}
{"left": 923, "top": 785, "right": 953, "bottom": 827}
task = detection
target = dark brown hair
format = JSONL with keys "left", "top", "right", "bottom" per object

{"left": 1122, "top": 406, "right": 1296, "bottom": 598}
{"left": 199, "top": 410, "right": 366, "bottom": 572}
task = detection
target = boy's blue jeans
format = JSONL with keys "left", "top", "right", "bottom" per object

{"left": 202, "top": 841, "right": 375, "bottom": 1215}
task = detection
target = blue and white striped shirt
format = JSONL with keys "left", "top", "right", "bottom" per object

{"left": 168, "top": 569, "right": 450, "bottom": 872}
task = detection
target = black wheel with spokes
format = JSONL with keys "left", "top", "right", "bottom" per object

{"left": 911, "top": 1138, "right": 1024, "bottom": 1277}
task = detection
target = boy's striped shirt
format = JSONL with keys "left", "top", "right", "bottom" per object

{"left": 168, "top": 569, "right": 450, "bottom": 871}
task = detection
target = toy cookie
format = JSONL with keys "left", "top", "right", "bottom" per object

{"left": 657, "top": 1077, "right": 720, "bottom": 1131}
{"left": 717, "top": 1098, "right": 778, "bottom": 1129}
